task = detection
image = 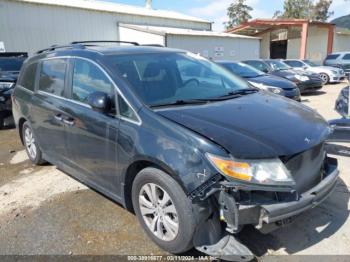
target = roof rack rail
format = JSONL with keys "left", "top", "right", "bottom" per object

{"left": 70, "top": 40, "right": 140, "bottom": 46}
{"left": 36, "top": 44, "right": 85, "bottom": 54}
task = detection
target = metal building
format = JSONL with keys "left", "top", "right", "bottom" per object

{"left": 0, "top": 0, "right": 260, "bottom": 60}
{"left": 119, "top": 24, "right": 260, "bottom": 60}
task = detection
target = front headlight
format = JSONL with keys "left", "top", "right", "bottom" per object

{"left": 207, "top": 153, "right": 295, "bottom": 186}
{"left": 267, "top": 87, "right": 283, "bottom": 94}
{"left": 248, "top": 81, "right": 283, "bottom": 94}
{"left": 0, "top": 82, "right": 14, "bottom": 90}
{"left": 294, "top": 75, "right": 309, "bottom": 82}
{"left": 331, "top": 70, "right": 338, "bottom": 75}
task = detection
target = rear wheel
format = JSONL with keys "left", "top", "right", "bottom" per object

{"left": 22, "top": 122, "right": 45, "bottom": 165}
{"left": 132, "top": 167, "right": 196, "bottom": 254}
{"left": 319, "top": 73, "right": 330, "bottom": 85}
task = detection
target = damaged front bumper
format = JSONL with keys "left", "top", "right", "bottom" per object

{"left": 192, "top": 157, "right": 339, "bottom": 261}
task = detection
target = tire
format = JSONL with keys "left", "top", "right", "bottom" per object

{"left": 319, "top": 73, "right": 330, "bottom": 85}
{"left": 132, "top": 167, "right": 196, "bottom": 254}
{"left": 22, "top": 122, "right": 45, "bottom": 165}
{"left": 0, "top": 115, "right": 4, "bottom": 130}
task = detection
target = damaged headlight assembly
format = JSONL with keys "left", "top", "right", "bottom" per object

{"left": 206, "top": 153, "right": 295, "bottom": 187}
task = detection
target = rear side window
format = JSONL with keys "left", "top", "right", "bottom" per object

{"left": 18, "top": 63, "right": 37, "bottom": 91}
{"left": 326, "top": 54, "right": 340, "bottom": 60}
{"left": 39, "top": 59, "right": 67, "bottom": 96}
{"left": 72, "top": 59, "right": 113, "bottom": 103}
{"left": 343, "top": 54, "right": 350, "bottom": 60}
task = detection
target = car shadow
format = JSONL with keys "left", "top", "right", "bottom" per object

{"left": 302, "top": 90, "right": 327, "bottom": 96}
{"left": 238, "top": 178, "right": 350, "bottom": 256}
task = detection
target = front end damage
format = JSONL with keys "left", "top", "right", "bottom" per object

{"left": 189, "top": 151, "right": 339, "bottom": 261}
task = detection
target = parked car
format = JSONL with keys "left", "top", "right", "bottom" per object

{"left": 335, "top": 85, "right": 349, "bottom": 118}
{"left": 328, "top": 86, "right": 350, "bottom": 143}
{"left": 0, "top": 52, "right": 27, "bottom": 128}
{"left": 217, "top": 60, "right": 301, "bottom": 101}
{"left": 13, "top": 42, "right": 339, "bottom": 260}
{"left": 324, "top": 52, "right": 350, "bottom": 75}
{"left": 283, "top": 59, "right": 345, "bottom": 84}
{"left": 243, "top": 59, "right": 323, "bottom": 94}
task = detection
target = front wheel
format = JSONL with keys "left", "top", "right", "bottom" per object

{"left": 132, "top": 167, "right": 197, "bottom": 254}
{"left": 22, "top": 122, "right": 45, "bottom": 165}
{"left": 319, "top": 73, "right": 330, "bottom": 85}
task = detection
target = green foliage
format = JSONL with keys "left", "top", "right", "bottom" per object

{"left": 313, "top": 0, "right": 334, "bottom": 21}
{"left": 225, "top": 0, "right": 253, "bottom": 29}
{"left": 274, "top": 0, "right": 334, "bottom": 22}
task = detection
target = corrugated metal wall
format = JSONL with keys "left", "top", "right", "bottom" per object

{"left": 166, "top": 35, "right": 260, "bottom": 61}
{"left": 119, "top": 26, "right": 165, "bottom": 45}
{"left": 0, "top": 0, "right": 210, "bottom": 54}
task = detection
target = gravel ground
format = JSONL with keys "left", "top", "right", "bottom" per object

{"left": 0, "top": 82, "right": 349, "bottom": 259}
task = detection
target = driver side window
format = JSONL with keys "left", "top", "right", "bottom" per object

{"left": 72, "top": 59, "right": 113, "bottom": 103}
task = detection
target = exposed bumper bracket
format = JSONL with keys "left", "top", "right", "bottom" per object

{"left": 195, "top": 234, "right": 254, "bottom": 262}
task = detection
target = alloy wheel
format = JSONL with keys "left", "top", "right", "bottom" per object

{"left": 139, "top": 183, "right": 179, "bottom": 241}
{"left": 320, "top": 73, "right": 329, "bottom": 84}
{"left": 24, "top": 127, "right": 37, "bottom": 159}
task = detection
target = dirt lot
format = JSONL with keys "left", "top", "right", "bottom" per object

{"left": 0, "top": 82, "right": 349, "bottom": 259}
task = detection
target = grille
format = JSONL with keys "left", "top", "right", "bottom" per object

{"left": 282, "top": 143, "right": 326, "bottom": 194}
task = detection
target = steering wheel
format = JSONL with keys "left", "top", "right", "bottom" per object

{"left": 182, "top": 78, "right": 200, "bottom": 88}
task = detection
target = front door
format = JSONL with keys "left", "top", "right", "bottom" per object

{"left": 63, "top": 58, "right": 120, "bottom": 194}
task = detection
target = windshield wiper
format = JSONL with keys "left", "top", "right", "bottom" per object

{"left": 204, "top": 88, "right": 259, "bottom": 101}
{"left": 150, "top": 99, "right": 209, "bottom": 108}
{"left": 243, "top": 75, "right": 259, "bottom": 78}
{"left": 220, "top": 88, "right": 258, "bottom": 97}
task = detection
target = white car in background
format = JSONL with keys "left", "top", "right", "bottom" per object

{"left": 283, "top": 59, "right": 346, "bottom": 84}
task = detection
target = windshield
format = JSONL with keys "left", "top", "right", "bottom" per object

{"left": 303, "top": 60, "right": 318, "bottom": 67}
{"left": 108, "top": 52, "right": 252, "bottom": 107}
{"left": 267, "top": 60, "right": 291, "bottom": 71}
{"left": 0, "top": 58, "right": 25, "bottom": 72}
{"left": 221, "top": 62, "right": 265, "bottom": 78}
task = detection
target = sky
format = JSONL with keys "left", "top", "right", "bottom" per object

{"left": 105, "top": 0, "right": 350, "bottom": 31}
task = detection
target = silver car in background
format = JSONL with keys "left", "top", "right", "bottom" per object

{"left": 284, "top": 59, "right": 345, "bottom": 84}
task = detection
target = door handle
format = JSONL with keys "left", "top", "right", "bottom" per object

{"left": 54, "top": 114, "right": 63, "bottom": 121}
{"left": 62, "top": 117, "right": 75, "bottom": 126}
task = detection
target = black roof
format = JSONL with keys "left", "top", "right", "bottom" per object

{"left": 26, "top": 42, "right": 185, "bottom": 65}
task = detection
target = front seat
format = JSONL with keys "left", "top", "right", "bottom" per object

{"left": 141, "top": 62, "right": 176, "bottom": 105}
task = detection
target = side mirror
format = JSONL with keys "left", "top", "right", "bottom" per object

{"left": 86, "top": 91, "right": 112, "bottom": 114}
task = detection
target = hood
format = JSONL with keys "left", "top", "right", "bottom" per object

{"left": 156, "top": 92, "right": 330, "bottom": 159}
{"left": 271, "top": 69, "right": 297, "bottom": 78}
{"left": 0, "top": 71, "right": 19, "bottom": 82}
{"left": 293, "top": 69, "right": 318, "bottom": 76}
{"left": 317, "top": 66, "right": 343, "bottom": 72}
{"left": 249, "top": 74, "right": 297, "bottom": 90}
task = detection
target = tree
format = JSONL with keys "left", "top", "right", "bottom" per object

{"left": 312, "top": 0, "right": 334, "bottom": 21}
{"left": 225, "top": 0, "right": 253, "bottom": 29}
{"left": 279, "top": 0, "right": 314, "bottom": 19}
{"left": 274, "top": 0, "right": 334, "bottom": 21}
